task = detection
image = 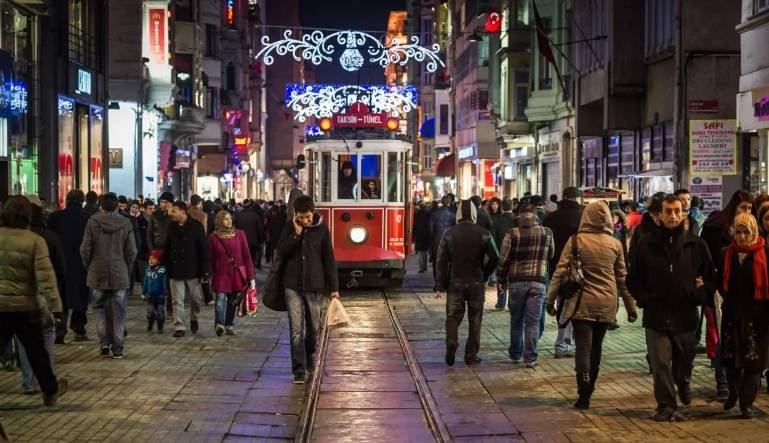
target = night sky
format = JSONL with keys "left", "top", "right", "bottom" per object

{"left": 297, "top": 0, "right": 407, "bottom": 85}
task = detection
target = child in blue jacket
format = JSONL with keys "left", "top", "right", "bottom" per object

{"left": 142, "top": 250, "right": 167, "bottom": 333}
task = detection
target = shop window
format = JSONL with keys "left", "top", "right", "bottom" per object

{"left": 337, "top": 154, "right": 358, "bottom": 200}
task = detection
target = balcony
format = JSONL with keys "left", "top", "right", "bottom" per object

{"left": 159, "top": 102, "right": 206, "bottom": 143}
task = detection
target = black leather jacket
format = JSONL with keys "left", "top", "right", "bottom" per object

{"left": 435, "top": 221, "right": 498, "bottom": 290}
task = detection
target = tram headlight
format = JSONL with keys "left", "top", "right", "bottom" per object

{"left": 349, "top": 226, "right": 368, "bottom": 244}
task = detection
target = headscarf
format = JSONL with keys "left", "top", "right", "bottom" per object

{"left": 722, "top": 213, "right": 769, "bottom": 301}
{"left": 214, "top": 210, "right": 236, "bottom": 238}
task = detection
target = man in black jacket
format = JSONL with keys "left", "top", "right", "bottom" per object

{"left": 164, "top": 201, "right": 208, "bottom": 337}
{"left": 492, "top": 198, "right": 516, "bottom": 309}
{"left": 430, "top": 194, "right": 456, "bottom": 288}
{"left": 542, "top": 186, "right": 583, "bottom": 357}
{"left": 147, "top": 192, "right": 174, "bottom": 251}
{"left": 628, "top": 195, "right": 717, "bottom": 422}
{"left": 235, "top": 199, "right": 266, "bottom": 270}
{"left": 470, "top": 195, "right": 494, "bottom": 233}
{"left": 278, "top": 196, "right": 338, "bottom": 384}
{"left": 436, "top": 200, "right": 498, "bottom": 366}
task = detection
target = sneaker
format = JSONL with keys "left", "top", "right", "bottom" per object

{"left": 42, "top": 378, "right": 68, "bottom": 407}
{"left": 190, "top": 320, "right": 199, "bottom": 334}
{"left": 100, "top": 346, "right": 110, "bottom": 357}
{"left": 225, "top": 328, "right": 237, "bottom": 336}
{"left": 216, "top": 325, "right": 225, "bottom": 337}
{"left": 173, "top": 330, "right": 185, "bottom": 338}
{"left": 293, "top": 373, "right": 306, "bottom": 384}
{"left": 525, "top": 361, "right": 538, "bottom": 368}
{"left": 511, "top": 358, "right": 522, "bottom": 364}
{"left": 741, "top": 406, "right": 757, "bottom": 419}
{"left": 73, "top": 334, "right": 89, "bottom": 342}
{"left": 112, "top": 353, "right": 124, "bottom": 360}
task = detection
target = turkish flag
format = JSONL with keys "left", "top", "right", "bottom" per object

{"left": 485, "top": 8, "right": 501, "bottom": 33}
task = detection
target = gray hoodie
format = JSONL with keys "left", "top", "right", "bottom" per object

{"left": 80, "top": 212, "right": 138, "bottom": 290}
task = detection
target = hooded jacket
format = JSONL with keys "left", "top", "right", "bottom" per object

{"left": 547, "top": 202, "right": 637, "bottom": 324}
{"left": 497, "top": 212, "right": 554, "bottom": 284}
{"left": 278, "top": 213, "right": 338, "bottom": 293}
{"left": 627, "top": 223, "right": 717, "bottom": 332}
{"left": 435, "top": 201, "right": 498, "bottom": 289}
{"left": 80, "top": 211, "right": 138, "bottom": 290}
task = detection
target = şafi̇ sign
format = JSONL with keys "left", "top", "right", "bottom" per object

{"left": 689, "top": 119, "right": 736, "bottom": 176}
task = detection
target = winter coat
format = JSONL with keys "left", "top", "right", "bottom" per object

{"left": 628, "top": 212, "right": 658, "bottom": 265}
{"left": 278, "top": 213, "right": 338, "bottom": 293}
{"left": 147, "top": 209, "right": 171, "bottom": 250}
{"left": 267, "top": 208, "right": 287, "bottom": 244}
{"left": 546, "top": 202, "right": 636, "bottom": 324}
{"left": 429, "top": 206, "right": 455, "bottom": 260}
{"left": 0, "top": 228, "right": 61, "bottom": 313}
{"left": 497, "top": 212, "right": 554, "bottom": 284}
{"left": 136, "top": 215, "right": 149, "bottom": 259}
{"left": 475, "top": 207, "right": 494, "bottom": 232}
{"left": 542, "top": 199, "right": 583, "bottom": 278}
{"left": 234, "top": 206, "right": 266, "bottom": 246}
{"left": 122, "top": 213, "right": 142, "bottom": 262}
{"left": 188, "top": 207, "right": 209, "bottom": 235}
{"left": 142, "top": 265, "right": 167, "bottom": 300}
{"left": 719, "top": 246, "right": 769, "bottom": 370}
{"left": 412, "top": 208, "right": 431, "bottom": 251}
{"left": 47, "top": 205, "right": 90, "bottom": 311}
{"left": 80, "top": 212, "right": 138, "bottom": 290}
{"left": 208, "top": 230, "right": 256, "bottom": 293}
{"left": 31, "top": 226, "right": 66, "bottom": 291}
{"left": 700, "top": 214, "right": 731, "bottom": 272}
{"left": 492, "top": 212, "right": 517, "bottom": 250}
{"left": 164, "top": 217, "right": 208, "bottom": 280}
{"left": 435, "top": 205, "right": 498, "bottom": 290}
{"left": 627, "top": 225, "right": 717, "bottom": 332}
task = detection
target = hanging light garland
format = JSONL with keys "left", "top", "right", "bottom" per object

{"left": 256, "top": 29, "right": 444, "bottom": 72}
{"left": 284, "top": 83, "right": 417, "bottom": 122}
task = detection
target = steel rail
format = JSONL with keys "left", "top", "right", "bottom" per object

{"left": 294, "top": 307, "right": 330, "bottom": 443}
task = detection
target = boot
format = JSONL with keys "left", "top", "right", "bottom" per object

{"left": 574, "top": 371, "right": 593, "bottom": 409}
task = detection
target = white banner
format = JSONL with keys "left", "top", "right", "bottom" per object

{"left": 689, "top": 119, "right": 737, "bottom": 176}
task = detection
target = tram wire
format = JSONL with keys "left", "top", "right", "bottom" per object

{"left": 294, "top": 290, "right": 452, "bottom": 442}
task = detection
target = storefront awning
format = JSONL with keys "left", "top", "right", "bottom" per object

{"left": 433, "top": 153, "right": 456, "bottom": 177}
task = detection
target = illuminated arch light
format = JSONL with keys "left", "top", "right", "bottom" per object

{"left": 256, "top": 29, "right": 444, "bottom": 73}
{"left": 284, "top": 83, "right": 417, "bottom": 122}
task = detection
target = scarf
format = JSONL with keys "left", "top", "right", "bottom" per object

{"left": 722, "top": 213, "right": 769, "bottom": 301}
{"left": 213, "top": 210, "right": 236, "bottom": 239}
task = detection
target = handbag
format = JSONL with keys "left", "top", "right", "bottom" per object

{"left": 214, "top": 235, "right": 254, "bottom": 309}
{"left": 558, "top": 235, "right": 584, "bottom": 299}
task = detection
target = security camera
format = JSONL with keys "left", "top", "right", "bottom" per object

{"left": 356, "top": 141, "right": 363, "bottom": 149}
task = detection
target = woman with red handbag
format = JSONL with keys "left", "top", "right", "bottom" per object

{"left": 208, "top": 211, "right": 255, "bottom": 336}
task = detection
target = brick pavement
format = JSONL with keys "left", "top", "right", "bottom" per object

{"left": 392, "top": 257, "right": 769, "bottom": 442}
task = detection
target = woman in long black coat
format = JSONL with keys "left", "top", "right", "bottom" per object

{"left": 720, "top": 213, "right": 769, "bottom": 419}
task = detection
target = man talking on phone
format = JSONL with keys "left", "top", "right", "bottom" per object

{"left": 277, "top": 195, "right": 339, "bottom": 384}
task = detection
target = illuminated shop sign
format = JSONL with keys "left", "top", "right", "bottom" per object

{"left": 58, "top": 95, "right": 74, "bottom": 116}
{"left": 4, "top": 81, "right": 27, "bottom": 116}
{"left": 76, "top": 69, "right": 91, "bottom": 95}
{"left": 148, "top": 8, "right": 167, "bottom": 65}
{"left": 226, "top": 0, "right": 235, "bottom": 25}
{"left": 755, "top": 97, "right": 769, "bottom": 122}
{"left": 457, "top": 145, "right": 475, "bottom": 160}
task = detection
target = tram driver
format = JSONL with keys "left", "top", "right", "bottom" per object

{"left": 338, "top": 161, "right": 357, "bottom": 199}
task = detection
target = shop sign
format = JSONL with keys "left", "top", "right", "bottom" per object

{"left": 76, "top": 69, "right": 91, "bottom": 95}
{"left": 148, "top": 8, "right": 167, "bottom": 65}
{"left": 109, "top": 148, "right": 123, "bottom": 168}
{"left": 57, "top": 95, "right": 74, "bottom": 116}
{"left": 174, "top": 148, "right": 191, "bottom": 169}
{"left": 0, "top": 50, "right": 27, "bottom": 118}
{"left": 225, "top": 0, "right": 235, "bottom": 25}
{"left": 689, "top": 119, "right": 737, "bottom": 175}
{"left": 689, "top": 100, "right": 719, "bottom": 113}
{"left": 69, "top": 65, "right": 95, "bottom": 102}
{"left": 755, "top": 96, "right": 769, "bottom": 121}
{"left": 689, "top": 176, "right": 722, "bottom": 216}
{"left": 457, "top": 145, "right": 475, "bottom": 160}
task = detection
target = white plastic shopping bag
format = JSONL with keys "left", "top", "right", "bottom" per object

{"left": 327, "top": 298, "right": 350, "bottom": 328}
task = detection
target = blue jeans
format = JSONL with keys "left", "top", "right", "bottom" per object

{"left": 17, "top": 324, "right": 55, "bottom": 392}
{"left": 496, "top": 284, "right": 507, "bottom": 309}
{"left": 215, "top": 292, "right": 238, "bottom": 328}
{"left": 507, "top": 281, "right": 547, "bottom": 363}
{"left": 92, "top": 289, "right": 128, "bottom": 354}
{"left": 417, "top": 250, "right": 428, "bottom": 272}
{"left": 286, "top": 289, "right": 324, "bottom": 376}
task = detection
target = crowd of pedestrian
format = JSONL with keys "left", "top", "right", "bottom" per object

{"left": 421, "top": 186, "right": 769, "bottom": 421}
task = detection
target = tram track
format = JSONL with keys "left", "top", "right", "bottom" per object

{"left": 295, "top": 289, "right": 451, "bottom": 443}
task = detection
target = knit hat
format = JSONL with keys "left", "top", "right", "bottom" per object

{"left": 159, "top": 192, "right": 175, "bottom": 204}
{"left": 147, "top": 249, "right": 164, "bottom": 262}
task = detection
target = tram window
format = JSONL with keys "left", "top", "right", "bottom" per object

{"left": 321, "top": 152, "right": 331, "bottom": 202}
{"left": 360, "top": 154, "right": 382, "bottom": 200}
{"left": 337, "top": 154, "right": 358, "bottom": 200}
{"left": 387, "top": 152, "right": 398, "bottom": 202}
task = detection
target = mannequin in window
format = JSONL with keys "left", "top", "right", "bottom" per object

{"left": 338, "top": 161, "right": 357, "bottom": 199}
{"left": 363, "top": 181, "right": 379, "bottom": 199}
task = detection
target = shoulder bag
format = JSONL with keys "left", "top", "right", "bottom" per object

{"left": 556, "top": 234, "right": 585, "bottom": 328}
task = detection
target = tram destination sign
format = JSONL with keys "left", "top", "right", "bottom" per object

{"left": 331, "top": 102, "right": 389, "bottom": 128}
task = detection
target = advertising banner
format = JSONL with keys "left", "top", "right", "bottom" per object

{"left": 689, "top": 119, "right": 737, "bottom": 176}
{"left": 148, "top": 8, "right": 166, "bottom": 65}
{"left": 689, "top": 175, "right": 722, "bottom": 216}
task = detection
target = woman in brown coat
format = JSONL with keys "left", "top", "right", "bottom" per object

{"left": 547, "top": 201, "right": 638, "bottom": 409}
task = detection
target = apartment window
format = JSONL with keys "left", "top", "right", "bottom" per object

{"left": 538, "top": 18, "right": 552, "bottom": 89}
{"left": 515, "top": 85, "right": 529, "bottom": 121}
{"left": 500, "top": 63, "right": 509, "bottom": 121}
{"left": 645, "top": 0, "right": 674, "bottom": 57}
{"left": 205, "top": 24, "right": 218, "bottom": 57}
{"left": 516, "top": 0, "right": 530, "bottom": 27}
{"left": 478, "top": 38, "right": 489, "bottom": 67}
{"left": 755, "top": 0, "right": 769, "bottom": 14}
{"left": 439, "top": 104, "right": 449, "bottom": 135}
{"left": 204, "top": 87, "right": 219, "bottom": 119}
{"left": 226, "top": 62, "right": 235, "bottom": 91}
{"left": 175, "top": 0, "right": 194, "bottom": 22}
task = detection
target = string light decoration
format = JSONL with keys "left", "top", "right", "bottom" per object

{"left": 284, "top": 83, "right": 418, "bottom": 122}
{"left": 256, "top": 29, "right": 444, "bottom": 72}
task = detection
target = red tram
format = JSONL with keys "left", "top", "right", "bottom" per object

{"left": 304, "top": 132, "right": 412, "bottom": 288}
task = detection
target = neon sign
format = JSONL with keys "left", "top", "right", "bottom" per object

{"left": 225, "top": 0, "right": 235, "bottom": 25}
{"left": 755, "top": 97, "right": 769, "bottom": 122}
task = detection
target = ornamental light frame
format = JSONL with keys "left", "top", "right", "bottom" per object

{"left": 256, "top": 29, "right": 445, "bottom": 72}
{"left": 285, "top": 83, "right": 418, "bottom": 122}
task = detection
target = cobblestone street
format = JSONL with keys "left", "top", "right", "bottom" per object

{"left": 2, "top": 257, "right": 769, "bottom": 442}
